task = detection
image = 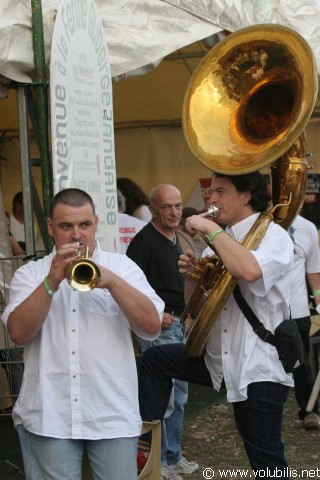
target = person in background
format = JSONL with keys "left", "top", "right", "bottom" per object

{"left": 117, "top": 178, "right": 152, "bottom": 222}
{"left": 176, "top": 207, "right": 207, "bottom": 258}
{"left": 5, "top": 211, "right": 24, "bottom": 255}
{"left": 2, "top": 188, "right": 164, "bottom": 480}
{"left": 127, "top": 184, "right": 199, "bottom": 480}
{"left": 9, "top": 191, "right": 44, "bottom": 252}
{"left": 0, "top": 365, "right": 13, "bottom": 412}
{"left": 288, "top": 213, "right": 320, "bottom": 430}
{"left": 117, "top": 189, "right": 147, "bottom": 254}
{"left": 137, "top": 172, "right": 295, "bottom": 479}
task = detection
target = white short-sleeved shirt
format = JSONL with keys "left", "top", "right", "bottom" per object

{"left": 2, "top": 242, "right": 164, "bottom": 439}
{"left": 10, "top": 214, "right": 44, "bottom": 251}
{"left": 133, "top": 205, "right": 152, "bottom": 222}
{"left": 288, "top": 215, "right": 320, "bottom": 318}
{"left": 203, "top": 213, "right": 294, "bottom": 402}
{"left": 118, "top": 213, "right": 146, "bottom": 253}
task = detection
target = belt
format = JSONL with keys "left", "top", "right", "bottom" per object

{"left": 164, "top": 309, "right": 184, "bottom": 317}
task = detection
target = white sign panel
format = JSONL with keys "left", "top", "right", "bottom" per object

{"left": 50, "top": 0, "right": 119, "bottom": 252}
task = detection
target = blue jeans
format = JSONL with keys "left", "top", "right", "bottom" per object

{"left": 138, "top": 343, "right": 290, "bottom": 477}
{"left": 17, "top": 425, "right": 138, "bottom": 480}
{"left": 136, "top": 321, "right": 188, "bottom": 465}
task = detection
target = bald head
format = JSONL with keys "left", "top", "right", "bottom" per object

{"left": 150, "top": 184, "right": 181, "bottom": 207}
{"left": 150, "top": 184, "right": 183, "bottom": 235}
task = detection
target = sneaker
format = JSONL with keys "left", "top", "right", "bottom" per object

{"left": 173, "top": 456, "right": 199, "bottom": 475}
{"left": 161, "top": 464, "right": 183, "bottom": 480}
{"left": 303, "top": 412, "right": 320, "bottom": 430}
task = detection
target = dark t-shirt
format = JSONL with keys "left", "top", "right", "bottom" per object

{"left": 126, "top": 222, "right": 185, "bottom": 312}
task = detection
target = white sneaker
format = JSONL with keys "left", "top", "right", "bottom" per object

{"left": 174, "top": 456, "right": 199, "bottom": 475}
{"left": 303, "top": 412, "right": 320, "bottom": 430}
{"left": 161, "top": 464, "right": 183, "bottom": 480}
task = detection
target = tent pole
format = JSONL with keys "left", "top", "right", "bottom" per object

{"left": 17, "top": 86, "right": 36, "bottom": 258}
{"left": 31, "top": 0, "right": 53, "bottom": 252}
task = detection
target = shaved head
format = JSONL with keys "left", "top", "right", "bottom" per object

{"left": 149, "top": 184, "right": 182, "bottom": 237}
{"left": 150, "top": 184, "right": 181, "bottom": 207}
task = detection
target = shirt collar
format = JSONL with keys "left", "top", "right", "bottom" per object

{"left": 226, "top": 212, "right": 261, "bottom": 242}
{"left": 151, "top": 221, "right": 176, "bottom": 244}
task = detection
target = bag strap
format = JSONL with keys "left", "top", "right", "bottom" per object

{"left": 233, "top": 284, "right": 275, "bottom": 346}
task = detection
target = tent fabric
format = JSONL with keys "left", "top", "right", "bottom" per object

{"left": 166, "top": 0, "right": 320, "bottom": 73}
{"left": 0, "top": 0, "right": 221, "bottom": 83}
{"left": 0, "top": 0, "right": 320, "bottom": 84}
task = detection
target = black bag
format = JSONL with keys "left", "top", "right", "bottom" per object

{"left": 233, "top": 285, "right": 304, "bottom": 373}
{"left": 273, "top": 319, "right": 304, "bottom": 373}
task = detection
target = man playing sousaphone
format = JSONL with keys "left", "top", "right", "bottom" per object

{"left": 138, "top": 171, "right": 295, "bottom": 478}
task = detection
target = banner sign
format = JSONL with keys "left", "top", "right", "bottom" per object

{"left": 185, "top": 178, "right": 213, "bottom": 212}
{"left": 50, "top": 0, "right": 119, "bottom": 252}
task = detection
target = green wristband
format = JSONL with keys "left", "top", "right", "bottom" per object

{"left": 208, "top": 229, "right": 224, "bottom": 243}
{"left": 312, "top": 289, "right": 320, "bottom": 298}
{"left": 43, "top": 276, "right": 55, "bottom": 297}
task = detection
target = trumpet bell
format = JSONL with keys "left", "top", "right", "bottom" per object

{"left": 182, "top": 24, "right": 318, "bottom": 175}
{"left": 67, "top": 246, "right": 101, "bottom": 292}
{"left": 67, "top": 259, "right": 101, "bottom": 292}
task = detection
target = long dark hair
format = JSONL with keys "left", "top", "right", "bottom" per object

{"left": 214, "top": 172, "right": 270, "bottom": 212}
{"left": 117, "top": 178, "right": 150, "bottom": 216}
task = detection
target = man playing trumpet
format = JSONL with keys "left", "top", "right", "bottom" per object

{"left": 2, "top": 188, "right": 164, "bottom": 480}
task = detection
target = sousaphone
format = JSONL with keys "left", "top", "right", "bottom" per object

{"left": 182, "top": 24, "right": 318, "bottom": 356}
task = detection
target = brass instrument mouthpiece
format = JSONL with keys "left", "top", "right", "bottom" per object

{"left": 199, "top": 205, "right": 219, "bottom": 218}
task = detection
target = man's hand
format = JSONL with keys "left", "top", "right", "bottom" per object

{"left": 161, "top": 312, "right": 175, "bottom": 329}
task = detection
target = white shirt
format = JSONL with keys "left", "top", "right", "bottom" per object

{"left": 288, "top": 215, "right": 320, "bottom": 318}
{"left": 203, "top": 213, "right": 294, "bottom": 402}
{"left": 118, "top": 213, "right": 146, "bottom": 254}
{"left": 133, "top": 205, "right": 152, "bottom": 222}
{"left": 2, "top": 242, "right": 164, "bottom": 439}
{"left": 10, "top": 214, "right": 45, "bottom": 252}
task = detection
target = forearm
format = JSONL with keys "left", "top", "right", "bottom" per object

{"left": 103, "top": 273, "right": 161, "bottom": 335}
{"left": 307, "top": 272, "right": 320, "bottom": 309}
{"left": 7, "top": 281, "right": 53, "bottom": 344}
{"left": 208, "top": 232, "right": 262, "bottom": 282}
{"left": 185, "top": 218, "right": 262, "bottom": 282}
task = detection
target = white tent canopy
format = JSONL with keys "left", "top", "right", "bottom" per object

{"left": 0, "top": 0, "right": 320, "bottom": 84}
{"left": 0, "top": 0, "right": 320, "bottom": 244}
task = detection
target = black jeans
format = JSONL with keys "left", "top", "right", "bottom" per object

{"left": 138, "top": 343, "right": 290, "bottom": 477}
{"left": 293, "top": 316, "right": 319, "bottom": 419}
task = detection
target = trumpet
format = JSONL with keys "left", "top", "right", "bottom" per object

{"left": 67, "top": 245, "right": 101, "bottom": 292}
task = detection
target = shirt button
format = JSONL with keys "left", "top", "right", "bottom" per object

{"left": 73, "top": 375, "right": 76, "bottom": 378}
{"left": 224, "top": 351, "right": 228, "bottom": 355}
{"left": 74, "top": 398, "right": 78, "bottom": 402}
{"left": 72, "top": 329, "right": 75, "bottom": 332}
{"left": 72, "top": 351, "right": 75, "bottom": 355}
{"left": 72, "top": 309, "right": 76, "bottom": 312}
